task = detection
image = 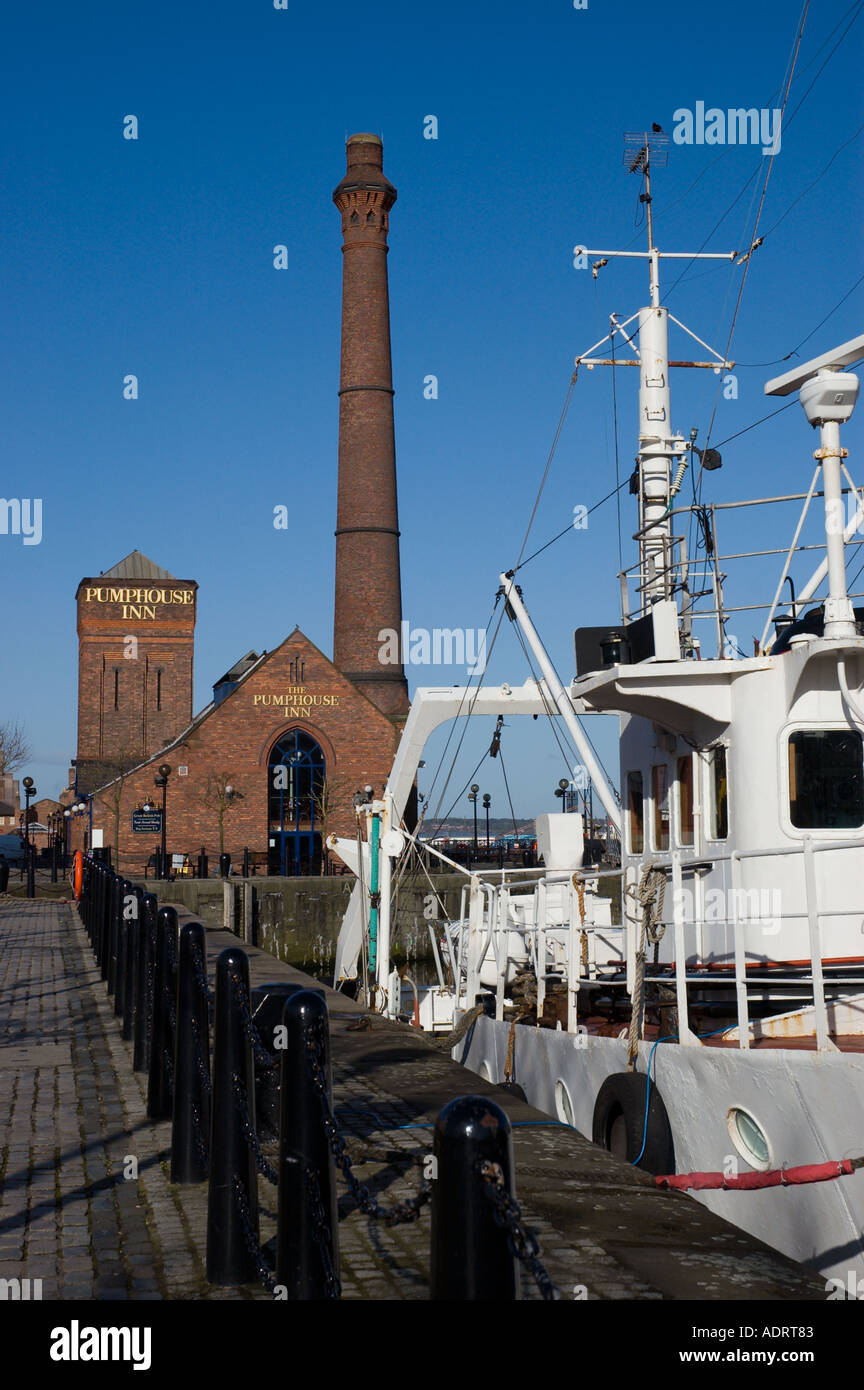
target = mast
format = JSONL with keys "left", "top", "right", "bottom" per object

{"left": 574, "top": 131, "right": 737, "bottom": 622}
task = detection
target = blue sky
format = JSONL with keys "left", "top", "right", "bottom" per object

{"left": 1, "top": 0, "right": 862, "bottom": 825}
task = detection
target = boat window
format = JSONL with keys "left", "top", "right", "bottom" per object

{"left": 709, "top": 746, "right": 728, "bottom": 839}
{"left": 626, "top": 771, "right": 644, "bottom": 854}
{"left": 677, "top": 755, "right": 694, "bottom": 846}
{"left": 651, "top": 765, "right": 669, "bottom": 850}
{"left": 788, "top": 729, "right": 864, "bottom": 829}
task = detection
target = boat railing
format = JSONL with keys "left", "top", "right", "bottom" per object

{"left": 619, "top": 488, "right": 864, "bottom": 655}
{"left": 446, "top": 836, "right": 859, "bottom": 1053}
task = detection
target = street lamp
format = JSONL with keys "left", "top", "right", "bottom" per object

{"left": 554, "top": 777, "right": 570, "bottom": 812}
{"left": 154, "top": 764, "right": 171, "bottom": 880}
{"left": 482, "top": 793, "right": 491, "bottom": 849}
{"left": 22, "top": 776, "right": 37, "bottom": 898}
{"left": 468, "top": 784, "right": 480, "bottom": 862}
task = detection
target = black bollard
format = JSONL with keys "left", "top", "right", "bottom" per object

{"left": 147, "top": 905, "right": 178, "bottom": 1120}
{"left": 219, "top": 852, "right": 231, "bottom": 879}
{"left": 430, "top": 1095, "right": 518, "bottom": 1300}
{"left": 197, "top": 846, "right": 208, "bottom": 880}
{"left": 114, "top": 879, "right": 134, "bottom": 1019}
{"left": 206, "top": 947, "right": 258, "bottom": 1285}
{"left": 122, "top": 885, "right": 145, "bottom": 1042}
{"left": 26, "top": 844, "right": 35, "bottom": 899}
{"left": 251, "top": 983, "right": 323, "bottom": 1141}
{"left": 104, "top": 874, "right": 122, "bottom": 985}
{"left": 242, "top": 846, "right": 249, "bottom": 877}
{"left": 171, "top": 921, "right": 211, "bottom": 1183}
{"left": 134, "top": 892, "right": 158, "bottom": 1073}
{"left": 276, "top": 990, "right": 339, "bottom": 1299}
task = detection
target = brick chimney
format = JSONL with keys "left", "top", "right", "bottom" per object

{"left": 332, "top": 134, "right": 408, "bottom": 718}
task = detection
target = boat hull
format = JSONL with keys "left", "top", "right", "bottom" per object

{"left": 458, "top": 1015, "right": 864, "bottom": 1287}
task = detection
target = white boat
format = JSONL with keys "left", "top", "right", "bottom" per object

{"left": 330, "top": 135, "right": 864, "bottom": 1288}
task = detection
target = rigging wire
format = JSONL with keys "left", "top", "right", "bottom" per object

{"left": 761, "top": 118, "right": 864, "bottom": 241}
{"left": 691, "top": 1, "right": 812, "bottom": 508}
{"left": 420, "top": 594, "right": 506, "bottom": 813}
{"left": 511, "top": 477, "right": 630, "bottom": 574}
{"left": 513, "top": 372, "right": 579, "bottom": 569}
{"left": 736, "top": 274, "right": 864, "bottom": 366}
{"left": 497, "top": 748, "right": 521, "bottom": 842}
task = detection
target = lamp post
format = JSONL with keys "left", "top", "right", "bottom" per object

{"left": 22, "top": 777, "right": 37, "bottom": 898}
{"left": 154, "top": 764, "right": 171, "bottom": 880}
{"left": 63, "top": 808, "right": 71, "bottom": 865}
{"left": 482, "top": 793, "right": 491, "bottom": 851}
{"left": 554, "top": 777, "right": 570, "bottom": 812}
{"left": 468, "top": 784, "right": 479, "bottom": 864}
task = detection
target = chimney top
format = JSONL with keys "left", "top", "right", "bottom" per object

{"left": 334, "top": 133, "right": 395, "bottom": 203}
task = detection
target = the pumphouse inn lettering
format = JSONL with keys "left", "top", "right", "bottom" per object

{"left": 82, "top": 587, "right": 195, "bottom": 620}
{"left": 254, "top": 687, "right": 340, "bottom": 719}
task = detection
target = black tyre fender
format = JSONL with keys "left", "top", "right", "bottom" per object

{"left": 591, "top": 1071, "right": 675, "bottom": 1176}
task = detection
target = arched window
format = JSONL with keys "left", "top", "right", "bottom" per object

{"left": 267, "top": 729, "right": 326, "bottom": 875}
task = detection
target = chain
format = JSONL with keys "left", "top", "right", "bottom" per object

{"left": 231, "top": 1177, "right": 277, "bottom": 1295}
{"left": 303, "top": 1166, "right": 342, "bottom": 1299}
{"left": 231, "top": 1071, "right": 279, "bottom": 1185}
{"left": 190, "top": 1012, "right": 212, "bottom": 1096}
{"left": 191, "top": 943, "right": 213, "bottom": 1001}
{"left": 229, "top": 971, "right": 277, "bottom": 1068}
{"left": 304, "top": 1019, "right": 431, "bottom": 1226}
{"left": 478, "top": 1160, "right": 559, "bottom": 1301}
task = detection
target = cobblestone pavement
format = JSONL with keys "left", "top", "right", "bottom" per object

{"left": 0, "top": 897, "right": 582, "bottom": 1301}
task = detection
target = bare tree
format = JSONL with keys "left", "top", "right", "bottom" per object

{"left": 0, "top": 719, "right": 31, "bottom": 778}
{"left": 312, "top": 772, "right": 352, "bottom": 875}
{"left": 202, "top": 772, "right": 243, "bottom": 856}
{"left": 98, "top": 748, "right": 141, "bottom": 873}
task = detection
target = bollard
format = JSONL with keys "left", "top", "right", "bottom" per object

{"left": 242, "top": 846, "right": 250, "bottom": 877}
{"left": 122, "top": 885, "right": 145, "bottom": 1042}
{"left": 276, "top": 990, "right": 339, "bottom": 1299}
{"left": 250, "top": 983, "right": 323, "bottom": 1141}
{"left": 104, "top": 873, "right": 122, "bottom": 986}
{"left": 114, "top": 879, "right": 134, "bottom": 1020}
{"left": 147, "top": 905, "right": 179, "bottom": 1120}
{"left": 430, "top": 1095, "right": 518, "bottom": 1300}
{"left": 93, "top": 867, "right": 108, "bottom": 967}
{"left": 171, "top": 921, "right": 211, "bottom": 1183}
{"left": 219, "top": 852, "right": 231, "bottom": 879}
{"left": 134, "top": 892, "right": 158, "bottom": 1073}
{"left": 197, "top": 847, "right": 208, "bottom": 880}
{"left": 206, "top": 947, "right": 259, "bottom": 1285}
{"left": 0, "top": 856, "right": 9, "bottom": 894}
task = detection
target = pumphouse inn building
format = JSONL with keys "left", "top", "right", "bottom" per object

{"left": 63, "top": 134, "right": 411, "bottom": 876}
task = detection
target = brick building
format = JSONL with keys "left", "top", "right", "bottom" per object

{"left": 65, "top": 134, "right": 410, "bottom": 876}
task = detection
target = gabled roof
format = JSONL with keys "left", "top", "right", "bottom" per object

{"left": 99, "top": 550, "right": 179, "bottom": 582}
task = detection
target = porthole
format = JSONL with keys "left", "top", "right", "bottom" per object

{"left": 555, "top": 1079, "right": 575, "bottom": 1127}
{"left": 726, "top": 1105, "right": 772, "bottom": 1171}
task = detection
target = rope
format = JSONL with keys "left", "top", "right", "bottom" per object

{"left": 626, "top": 862, "right": 666, "bottom": 1068}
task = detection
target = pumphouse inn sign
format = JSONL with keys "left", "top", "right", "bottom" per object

{"left": 253, "top": 687, "right": 341, "bottom": 720}
{"left": 81, "top": 586, "right": 196, "bottom": 621}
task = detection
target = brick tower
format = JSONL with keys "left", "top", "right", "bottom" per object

{"left": 75, "top": 550, "right": 196, "bottom": 792}
{"left": 332, "top": 134, "right": 409, "bottom": 719}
